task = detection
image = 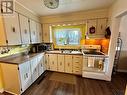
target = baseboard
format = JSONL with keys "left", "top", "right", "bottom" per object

{"left": 0, "top": 88, "right": 4, "bottom": 93}
{"left": 117, "top": 69, "right": 127, "bottom": 73}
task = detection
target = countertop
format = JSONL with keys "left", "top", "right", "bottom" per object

{"left": 0, "top": 52, "right": 45, "bottom": 65}
{"left": 0, "top": 50, "right": 109, "bottom": 65}
{"left": 45, "top": 50, "right": 83, "bottom": 55}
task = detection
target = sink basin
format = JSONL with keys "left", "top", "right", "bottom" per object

{"left": 62, "top": 50, "right": 71, "bottom": 54}
{"left": 71, "top": 51, "right": 82, "bottom": 54}
{"left": 47, "top": 50, "right": 62, "bottom": 53}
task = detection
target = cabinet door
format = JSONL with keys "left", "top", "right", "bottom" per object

{"left": 49, "top": 54, "right": 58, "bottom": 71}
{"left": 97, "top": 18, "right": 107, "bottom": 35}
{"left": 73, "top": 55, "right": 82, "bottom": 75}
{"left": 3, "top": 12, "right": 21, "bottom": 45}
{"left": 19, "top": 61, "right": 31, "bottom": 92}
{"left": 19, "top": 14, "right": 30, "bottom": 44}
{"left": 0, "top": 16, "right": 6, "bottom": 45}
{"left": 30, "top": 57, "right": 39, "bottom": 82}
{"left": 1, "top": 63, "right": 21, "bottom": 95}
{"left": 42, "top": 24, "right": 50, "bottom": 43}
{"left": 38, "top": 54, "right": 45, "bottom": 76}
{"left": 65, "top": 55, "right": 73, "bottom": 73}
{"left": 36, "top": 23, "right": 42, "bottom": 43}
{"left": 87, "top": 19, "right": 97, "bottom": 36}
{"left": 30, "top": 20, "right": 37, "bottom": 44}
{"left": 58, "top": 55, "right": 64, "bottom": 72}
{"left": 44, "top": 54, "right": 50, "bottom": 70}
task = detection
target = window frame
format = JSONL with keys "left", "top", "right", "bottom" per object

{"left": 52, "top": 24, "right": 86, "bottom": 49}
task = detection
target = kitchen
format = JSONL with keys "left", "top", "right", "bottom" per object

{"left": 0, "top": 0, "right": 127, "bottom": 95}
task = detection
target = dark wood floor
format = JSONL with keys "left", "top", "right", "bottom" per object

{"left": 1, "top": 71, "right": 127, "bottom": 95}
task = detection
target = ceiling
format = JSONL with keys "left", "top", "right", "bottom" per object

{"left": 16, "top": 0, "right": 115, "bottom": 16}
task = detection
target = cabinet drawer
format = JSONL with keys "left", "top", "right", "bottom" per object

{"left": 73, "top": 70, "right": 82, "bottom": 75}
{"left": 73, "top": 66, "right": 81, "bottom": 70}
{"left": 73, "top": 62, "right": 82, "bottom": 67}
{"left": 73, "top": 56, "right": 82, "bottom": 62}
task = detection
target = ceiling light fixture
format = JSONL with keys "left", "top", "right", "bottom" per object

{"left": 43, "top": 0, "right": 59, "bottom": 9}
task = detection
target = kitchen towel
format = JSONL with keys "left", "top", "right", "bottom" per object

{"left": 88, "top": 57, "right": 95, "bottom": 68}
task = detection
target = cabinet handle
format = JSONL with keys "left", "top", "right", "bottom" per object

{"left": 101, "top": 25, "right": 103, "bottom": 29}
{"left": 60, "top": 62, "right": 62, "bottom": 65}
{"left": 33, "top": 31, "right": 35, "bottom": 35}
{"left": 68, "top": 63, "right": 70, "bottom": 66}
{"left": 26, "top": 73, "right": 28, "bottom": 78}
{"left": 24, "top": 29, "right": 27, "bottom": 34}
{"left": 52, "top": 61, "right": 54, "bottom": 64}
{"left": 41, "top": 64, "right": 43, "bottom": 67}
{"left": 12, "top": 27, "right": 16, "bottom": 33}
{"left": 45, "top": 33, "right": 47, "bottom": 36}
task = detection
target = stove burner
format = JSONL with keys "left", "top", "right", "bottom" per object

{"left": 83, "top": 51, "right": 104, "bottom": 55}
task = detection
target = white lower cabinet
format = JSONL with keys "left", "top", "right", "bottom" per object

{"left": 1, "top": 53, "right": 45, "bottom": 95}
{"left": 38, "top": 54, "right": 45, "bottom": 76}
{"left": 30, "top": 56, "right": 39, "bottom": 83}
{"left": 19, "top": 61, "right": 32, "bottom": 93}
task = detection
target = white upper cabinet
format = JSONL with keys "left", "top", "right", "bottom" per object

{"left": 19, "top": 14, "right": 30, "bottom": 44}
{"left": 36, "top": 23, "right": 42, "bottom": 43}
{"left": 87, "top": 18, "right": 108, "bottom": 38}
{"left": 3, "top": 12, "right": 21, "bottom": 45}
{"left": 30, "top": 20, "right": 37, "bottom": 44}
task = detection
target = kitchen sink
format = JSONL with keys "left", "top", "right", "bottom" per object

{"left": 46, "top": 50, "right": 62, "bottom": 53}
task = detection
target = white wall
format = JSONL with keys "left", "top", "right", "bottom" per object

{"left": 118, "top": 15, "right": 127, "bottom": 70}
{"left": 106, "top": 0, "right": 127, "bottom": 80}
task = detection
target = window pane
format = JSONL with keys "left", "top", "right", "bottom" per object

{"left": 68, "top": 28, "right": 81, "bottom": 45}
{"left": 54, "top": 28, "right": 81, "bottom": 45}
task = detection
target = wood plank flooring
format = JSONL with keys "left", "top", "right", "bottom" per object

{"left": 1, "top": 71, "right": 127, "bottom": 95}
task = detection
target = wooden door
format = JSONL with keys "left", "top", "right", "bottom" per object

{"left": 65, "top": 55, "right": 73, "bottom": 73}
{"left": 36, "top": 23, "right": 42, "bottom": 43}
{"left": 30, "top": 57, "right": 39, "bottom": 82}
{"left": 19, "top": 61, "right": 31, "bottom": 92}
{"left": 49, "top": 54, "right": 58, "bottom": 71}
{"left": 19, "top": 14, "right": 30, "bottom": 44}
{"left": 58, "top": 54, "right": 65, "bottom": 72}
{"left": 72, "top": 55, "right": 83, "bottom": 75}
{"left": 3, "top": 12, "right": 21, "bottom": 45}
{"left": 30, "top": 20, "right": 37, "bottom": 44}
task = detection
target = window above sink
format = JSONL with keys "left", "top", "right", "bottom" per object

{"left": 52, "top": 25, "right": 86, "bottom": 49}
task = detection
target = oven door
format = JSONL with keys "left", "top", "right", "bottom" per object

{"left": 82, "top": 56, "right": 106, "bottom": 73}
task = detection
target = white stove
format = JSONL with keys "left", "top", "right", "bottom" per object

{"left": 82, "top": 45, "right": 109, "bottom": 81}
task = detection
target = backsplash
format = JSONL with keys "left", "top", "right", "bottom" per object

{"left": 81, "top": 39, "right": 110, "bottom": 54}
{"left": 0, "top": 45, "right": 30, "bottom": 58}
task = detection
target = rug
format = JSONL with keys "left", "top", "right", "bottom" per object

{"left": 49, "top": 72, "right": 76, "bottom": 85}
